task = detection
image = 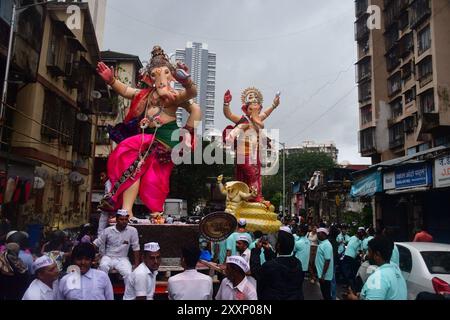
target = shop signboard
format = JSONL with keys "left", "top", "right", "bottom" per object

{"left": 350, "top": 171, "right": 382, "bottom": 197}
{"left": 383, "top": 171, "right": 395, "bottom": 190}
{"left": 434, "top": 155, "right": 450, "bottom": 188}
{"left": 395, "top": 163, "right": 432, "bottom": 190}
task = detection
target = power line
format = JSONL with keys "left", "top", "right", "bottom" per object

{"left": 106, "top": 4, "right": 353, "bottom": 43}
{"left": 283, "top": 85, "right": 357, "bottom": 144}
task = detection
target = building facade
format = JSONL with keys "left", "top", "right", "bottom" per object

{"left": 285, "top": 141, "right": 338, "bottom": 162}
{"left": 174, "top": 42, "right": 216, "bottom": 137}
{"left": 356, "top": 0, "right": 450, "bottom": 164}
{"left": 0, "top": 2, "right": 100, "bottom": 230}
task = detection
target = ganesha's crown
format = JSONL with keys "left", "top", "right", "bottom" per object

{"left": 148, "top": 45, "right": 173, "bottom": 71}
{"left": 241, "top": 87, "right": 264, "bottom": 105}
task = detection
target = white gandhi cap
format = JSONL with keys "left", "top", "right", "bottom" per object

{"left": 116, "top": 209, "right": 129, "bottom": 216}
{"left": 236, "top": 235, "right": 250, "bottom": 244}
{"left": 317, "top": 227, "right": 329, "bottom": 235}
{"left": 144, "top": 242, "right": 160, "bottom": 252}
{"left": 238, "top": 218, "right": 247, "bottom": 226}
{"left": 226, "top": 256, "right": 250, "bottom": 273}
{"left": 32, "top": 256, "right": 55, "bottom": 274}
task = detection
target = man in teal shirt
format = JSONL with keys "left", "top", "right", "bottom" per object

{"left": 212, "top": 239, "right": 227, "bottom": 264}
{"left": 249, "top": 231, "right": 274, "bottom": 265}
{"left": 342, "top": 227, "right": 365, "bottom": 289}
{"left": 315, "top": 227, "right": 334, "bottom": 300}
{"left": 361, "top": 227, "right": 375, "bottom": 255}
{"left": 226, "top": 219, "right": 252, "bottom": 257}
{"left": 344, "top": 235, "right": 407, "bottom": 300}
{"left": 382, "top": 227, "right": 400, "bottom": 266}
{"left": 336, "top": 225, "right": 350, "bottom": 256}
{"left": 294, "top": 224, "right": 310, "bottom": 273}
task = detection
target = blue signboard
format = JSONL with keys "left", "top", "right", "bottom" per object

{"left": 350, "top": 171, "right": 382, "bottom": 197}
{"left": 395, "top": 163, "right": 432, "bottom": 189}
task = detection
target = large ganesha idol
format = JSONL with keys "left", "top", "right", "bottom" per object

{"left": 96, "top": 46, "right": 201, "bottom": 220}
{"left": 218, "top": 87, "right": 282, "bottom": 233}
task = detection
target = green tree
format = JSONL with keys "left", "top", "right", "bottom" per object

{"left": 263, "top": 151, "right": 335, "bottom": 208}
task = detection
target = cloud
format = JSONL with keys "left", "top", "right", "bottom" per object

{"left": 103, "top": 0, "right": 369, "bottom": 164}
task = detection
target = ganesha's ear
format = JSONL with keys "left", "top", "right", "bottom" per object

{"left": 139, "top": 71, "right": 153, "bottom": 87}
{"left": 241, "top": 104, "right": 249, "bottom": 115}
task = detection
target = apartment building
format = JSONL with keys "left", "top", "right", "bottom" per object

{"left": 355, "top": 0, "right": 450, "bottom": 164}
{"left": 0, "top": 2, "right": 100, "bottom": 230}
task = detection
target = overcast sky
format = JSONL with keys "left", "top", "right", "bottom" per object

{"left": 103, "top": 0, "right": 369, "bottom": 164}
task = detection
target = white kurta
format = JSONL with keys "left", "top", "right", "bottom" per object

{"left": 22, "top": 279, "right": 58, "bottom": 300}
{"left": 168, "top": 269, "right": 213, "bottom": 300}
{"left": 123, "top": 262, "right": 158, "bottom": 300}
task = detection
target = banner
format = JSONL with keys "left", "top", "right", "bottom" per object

{"left": 350, "top": 171, "right": 382, "bottom": 197}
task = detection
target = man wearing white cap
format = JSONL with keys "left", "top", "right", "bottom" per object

{"left": 226, "top": 218, "right": 252, "bottom": 257}
{"left": 215, "top": 256, "right": 257, "bottom": 300}
{"left": 315, "top": 228, "right": 334, "bottom": 300}
{"left": 123, "top": 242, "right": 161, "bottom": 300}
{"left": 342, "top": 227, "right": 366, "bottom": 289}
{"left": 168, "top": 246, "right": 213, "bottom": 300}
{"left": 22, "top": 256, "right": 59, "bottom": 300}
{"left": 93, "top": 209, "right": 140, "bottom": 280}
{"left": 236, "top": 234, "right": 251, "bottom": 265}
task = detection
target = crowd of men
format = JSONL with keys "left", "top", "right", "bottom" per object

{"left": 1, "top": 209, "right": 433, "bottom": 301}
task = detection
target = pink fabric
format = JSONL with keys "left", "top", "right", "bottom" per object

{"left": 107, "top": 134, "right": 174, "bottom": 213}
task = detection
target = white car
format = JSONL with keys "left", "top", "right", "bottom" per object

{"left": 397, "top": 242, "right": 450, "bottom": 300}
{"left": 356, "top": 242, "right": 450, "bottom": 300}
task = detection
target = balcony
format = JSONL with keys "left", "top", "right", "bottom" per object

{"left": 384, "top": 24, "right": 399, "bottom": 52}
{"left": 390, "top": 98, "right": 403, "bottom": 120}
{"left": 389, "top": 123, "right": 405, "bottom": 149}
{"left": 388, "top": 72, "right": 402, "bottom": 97}
{"left": 355, "top": 0, "right": 369, "bottom": 18}
{"left": 360, "top": 127, "right": 377, "bottom": 155}
{"left": 360, "top": 105, "right": 373, "bottom": 126}
{"left": 410, "top": 0, "right": 431, "bottom": 29}
{"left": 386, "top": 51, "right": 400, "bottom": 72}
{"left": 417, "top": 55, "right": 433, "bottom": 88}
{"left": 355, "top": 17, "right": 370, "bottom": 41}
{"left": 358, "top": 80, "right": 372, "bottom": 103}
{"left": 403, "top": 114, "right": 417, "bottom": 134}
{"left": 356, "top": 57, "right": 371, "bottom": 83}
{"left": 396, "top": 32, "right": 413, "bottom": 59}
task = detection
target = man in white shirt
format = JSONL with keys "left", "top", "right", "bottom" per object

{"left": 236, "top": 235, "right": 251, "bottom": 265}
{"left": 57, "top": 243, "right": 114, "bottom": 300}
{"left": 168, "top": 246, "right": 213, "bottom": 300}
{"left": 123, "top": 242, "right": 161, "bottom": 300}
{"left": 22, "top": 256, "right": 59, "bottom": 300}
{"left": 93, "top": 209, "right": 140, "bottom": 280}
{"left": 216, "top": 256, "right": 257, "bottom": 300}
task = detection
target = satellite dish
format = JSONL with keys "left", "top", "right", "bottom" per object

{"left": 34, "top": 167, "right": 49, "bottom": 180}
{"left": 69, "top": 171, "right": 84, "bottom": 185}
{"left": 33, "top": 177, "right": 45, "bottom": 190}
{"left": 91, "top": 90, "right": 102, "bottom": 99}
{"left": 76, "top": 113, "right": 88, "bottom": 122}
{"left": 53, "top": 173, "right": 64, "bottom": 184}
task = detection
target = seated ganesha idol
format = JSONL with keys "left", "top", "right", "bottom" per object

{"left": 96, "top": 46, "right": 201, "bottom": 219}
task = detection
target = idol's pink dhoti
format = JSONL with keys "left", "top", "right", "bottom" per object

{"left": 107, "top": 134, "right": 174, "bottom": 213}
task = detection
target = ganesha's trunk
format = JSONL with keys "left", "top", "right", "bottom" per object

{"left": 157, "top": 86, "right": 178, "bottom": 104}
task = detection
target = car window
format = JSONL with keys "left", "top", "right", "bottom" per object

{"left": 397, "top": 245, "right": 412, "bottom": 273}
{"left": 420, "top": 251, "right": 450, "bottom": 275}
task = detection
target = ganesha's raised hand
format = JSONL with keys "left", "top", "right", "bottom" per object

{"left": 173, "top": 62, "right": 191, "bottom": 85}
{"left": 224, "top": 90, "right": 232, "bottom": 104}
{"left": 96, "top": 62, "right": 115, "bottom": 85}
{"left": 273, "top": 94, "right": 280, "bottom": 108}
